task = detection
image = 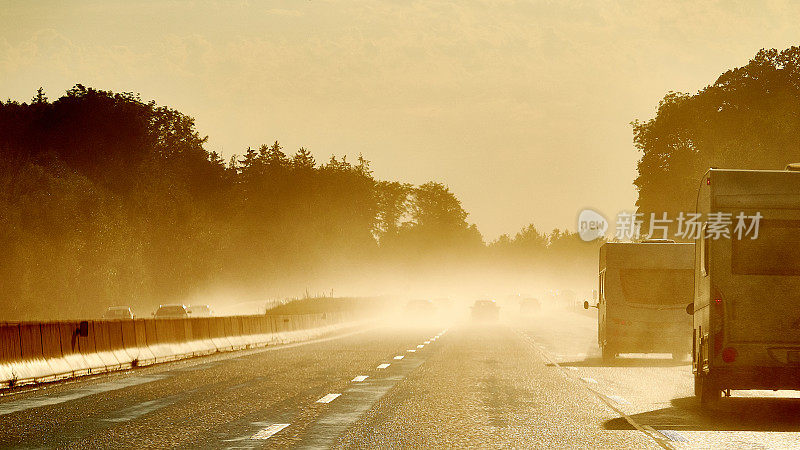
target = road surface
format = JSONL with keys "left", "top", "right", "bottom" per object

{"left": 1, "top": 311, "right": 800, "bottom": 448}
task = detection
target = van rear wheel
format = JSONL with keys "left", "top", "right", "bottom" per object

{"left": 601, "top": 345, "right": 615, "bottom": 362}
{"left": 696, "top": 372, "right": 720, "bottom": 406}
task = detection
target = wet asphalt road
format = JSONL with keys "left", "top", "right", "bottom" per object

{"left": 2, "top": 311, "right": 800, "bottom": 448}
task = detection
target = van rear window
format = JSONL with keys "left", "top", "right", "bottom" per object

{"left": 619, "top": 269, "right": 694, "bottom": 305}
{"left": 732, "top": 219, "right": 800, "bottom": 276}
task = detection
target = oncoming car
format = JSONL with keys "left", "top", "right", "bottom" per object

{"left": 187, "top": 304, "right": 214, "bottom": 317}
{"left": 154, "top": 304, "right": 189, "bottom": 319}
{"left": 103, "top": 306, "right": 134, "bottom": 320}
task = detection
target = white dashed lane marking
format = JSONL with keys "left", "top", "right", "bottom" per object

{"left": 424, "top": 341, "right": 430, "bottom": 344}
{"left": 351, "top": 375, "right": 368, "bottom": 382}
{"left": 316, "top": 393, "right": 341, "bottom": 404}
{"left": 580, "top": 377, "right": 598, "bottom": 384}
{"left": 251, "top": 423, "right": 290, "bottom": 440}
{"left": 416, "top": 344, "right": 424, "bottom": 348}
{"left": 406, "top": 349, "right": 416, "bottom": 353}
{"left": 377, "top": 364, "right": 390, "bottom": 369}
{"left": 394, "top": 355, "right": 404, "bottom": 360}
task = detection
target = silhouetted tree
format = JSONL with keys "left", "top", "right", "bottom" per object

{"left": 633, "top": 46, "right": 800, "bottom": 226}
{"left": 292, "top": 147, "right": 316, "bottom": 170}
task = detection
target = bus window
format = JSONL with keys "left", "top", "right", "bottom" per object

{"left": 732, "top": 219, "right": 800, "bottom": 276}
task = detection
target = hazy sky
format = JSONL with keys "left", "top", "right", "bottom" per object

{"left": 2, "top": 1, "right": 799, "bottom": 239}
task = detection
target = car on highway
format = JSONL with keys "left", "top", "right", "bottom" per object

{"left": 154, "top": 304, "right": 189, "bottom": 319}
{"left": 187, "top": 304, "right": 214, "bottom": 317}
{"left": 102, "top": 306, "right": 134, "bottom": 320}
{"left": 585, "top": 240, "right": 694, "bottom": 361}
{"left": 690, "top": 166, "right": 800, "bottom": 405}
{"left": 471, "top": 299, "right": 500, "bottom": 321}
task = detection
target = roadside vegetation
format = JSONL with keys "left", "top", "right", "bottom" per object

{"left": 5, "top": 46, "right": 798, "bottom": 320}
{"left": 0, "top": 86, "right": 593, "bottom": 320}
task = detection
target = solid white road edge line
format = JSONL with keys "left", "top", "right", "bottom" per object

{"left": 516, "top": 329, "right": 674, "bottom": 450}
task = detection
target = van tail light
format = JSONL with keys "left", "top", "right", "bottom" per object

{"left": 712, "top": 287, "right": 723, "bottom": 308}
{"left": 722, "top": 347, "right": 737, "bottom": 363}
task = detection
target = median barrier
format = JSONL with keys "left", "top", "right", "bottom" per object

{"left": 209, "top": 317, "right": 233, "bottom": 351}
{"left": 15, "top": 323, "right": 54, "bottom": 383}
{"left": 0, "top": 311, "right": 362, "bottom": 389}
{"left": 224, "top": 316, "right": 247, "bottom": 350}
{"left": 108, "top": 320, "right": 134, "bottom": 367}
{"left": 154, "top": 319, "right": 191, "bottom": 361}
{"left": 43, "top": 322, "right": 76, "bottom": 378}
{"left": 91, "top": 320, "right": 122, "bottom": 371}
{"left": 188, "top": 318, "right": 216, "bottom": 356}
{"left": 58, "top": 321, "right": 95, "bottom": 376}
{"left": 146, "top": 318, "right": 172, "bottom": 362}
{"left": 0, "top": 324, "right": 21, "bottom": 385}
{"left": 131, "top": 319, "right": 156, "bottom": 365}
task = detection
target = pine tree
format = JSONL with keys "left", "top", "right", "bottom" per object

{"left": 239, "top": 146, "right": 258, "bottom": 172}
{"left": 292, "top": 147, "right": 316, "bottom": 169}
{"left": 265, "top": 140, "right": 287, "bottom": 167}
{"left": 31, "top": 87, "right": 47, "bottom": 104}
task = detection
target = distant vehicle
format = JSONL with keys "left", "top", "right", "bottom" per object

{"left": 405, "top": 299, "right": 436, "bottom": 316}
{"left": 103, "top": 306, "right": 134, "bottom": 320}
{"left": 187, "top": 304, "right": 213, "bottom": 317}
{"left": 471, "top": 299, "right": 500, "bottom": 321}
{"left": 690, "top": 167, "right": 800, "bottom": 405}
{"left": 154, "top": 304, "right": 189, "bottom": 319}
{"left": 519, "top": 298, "right": 541, "bottom": 315}
{"left": 585, "top": 240, "right": 693, "bottom": 361}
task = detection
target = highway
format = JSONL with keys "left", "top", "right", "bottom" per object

{"left": 2, "top": 310, "right": 800, "bottom": 448}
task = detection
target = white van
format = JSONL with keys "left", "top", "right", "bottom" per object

{"left": 587, "top": 241, "right": 694, "bottom": 361}
{"left": 691, "top": 166, "right": 800, "bottom": 405}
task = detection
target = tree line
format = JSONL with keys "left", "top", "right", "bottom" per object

{"left": 632, "top": 46, "right": 800, "bottom": 230}
{"left": 0, "top": 85, "right": 590, "bottom": 320}
{"left": 5, "top": 45, "right": 792, "bottom": 319}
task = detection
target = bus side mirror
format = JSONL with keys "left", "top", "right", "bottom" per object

{"left": 583, "top": 300, "right": 589, "bottom": 310}
{"left": 686, "top": 303, "right": 694, "bottom": 315}
{"left": 592, "top": 290, "right": 598, "bottom": 300}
